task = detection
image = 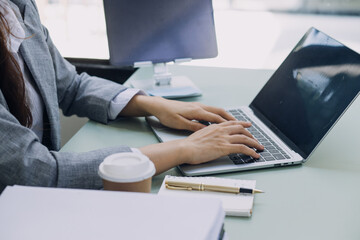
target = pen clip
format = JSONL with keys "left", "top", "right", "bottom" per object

{"left": 165, "top": 184, "right": 193, "bottom": 191}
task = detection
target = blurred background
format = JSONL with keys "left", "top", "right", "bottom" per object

{"left": 37, "top": 0, "right": 360, "bottom": 70}
{"left": 34, "top": 0, "right": 360, "bottom": 145}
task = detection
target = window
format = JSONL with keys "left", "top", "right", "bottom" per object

{"left": 226, "top": 0, "right": 360, "bottom": 15}
{"left": 37, "top": 0, "right": 360, "bottom": 69}
{"left": 37, "top": 0, "right": 108, "bottom": 59}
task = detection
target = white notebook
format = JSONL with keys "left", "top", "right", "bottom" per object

{"left": 0, "top": 185, "right": 225, "bottom": 240}
{"left": 158, "top": 175, "right": 256, "bottom": 217}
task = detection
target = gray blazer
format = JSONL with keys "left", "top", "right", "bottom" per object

{"left": 0, "top": 0, "right": 132, "bottom": 192}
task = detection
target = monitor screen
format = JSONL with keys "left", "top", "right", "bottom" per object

{"left": 103, "top": 0, "right": 218, "bottom": 66}
{"left": 250, "top": 28, "right": 360, "bottom": 158}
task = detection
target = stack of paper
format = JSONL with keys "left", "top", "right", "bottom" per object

{"left": 0, "top": 185, "right": 225, "bottom": 240}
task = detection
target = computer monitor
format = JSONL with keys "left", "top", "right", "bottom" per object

{"left": 103, "top": 0, "right": 218, "bottom": 98}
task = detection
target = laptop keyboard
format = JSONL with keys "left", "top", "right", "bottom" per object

{"left": 227, "top": 109, "right": 291, "bottom": 165}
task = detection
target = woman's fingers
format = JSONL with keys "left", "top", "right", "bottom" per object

{"left": 222, "top": 123, "right": 254, "bottom": 138}
{"left": 218, "top": 120, "right": 251, "bottom": 127}
{"left": 199, "top": 104, "right": 236, "bottom": 121}
{"left": 195, "top": 120, "right": 253, "bottom": 134}
{"left": 177, "top": 114, "right": 251, "bottom": 132}
{"left": 156, "top": 100, "right": 242, "bottom": 131}
{"left": 182, "top": 120, "right": 265, "bottom": 164}
{"left": 210, "top": 122, "right": 264, "bottom": 157}
{"left": 180, "top": 103, "right": 236, "bottom": 124}
{"left": 174, "top": 116, "right": 207, "bottom": 132}
{"left": 188, "top": 110, "right": 228, "bottom": 124}
{"left": 228, "top": 135, "right": 264, "bottom": 151}
{"left": 231, "top": 144, "right": 261, "bottom": 158}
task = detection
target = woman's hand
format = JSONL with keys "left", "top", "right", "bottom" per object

{"left": 139, "top": 121, "right": 264, "bottom": 174}
{"left": 120, "top": 95, "right": 236, "bottom": 131}
{"left": 182, "top": 121, "right": 264, "bottom": 164}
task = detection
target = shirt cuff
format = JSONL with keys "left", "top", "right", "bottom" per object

{"left": 131, "top": 148, "right": 142, "bottom": 154}
{"left": 108, "top": 88, "right": 146, "bottom": 120}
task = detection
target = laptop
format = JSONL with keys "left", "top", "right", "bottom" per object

{"left": 146, "top": 27, "right": 360, "bottom": 176}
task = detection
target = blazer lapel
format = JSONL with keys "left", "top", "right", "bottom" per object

{"left": 10, "top": 1, "right": 61, "bottom": 150}
{"left": 0, "top": 90, "right": 9, "bottom": 110}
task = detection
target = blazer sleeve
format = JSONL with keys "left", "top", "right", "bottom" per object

{"left": 38, "top": 19, "right": 128, "bottom": 123}
{"left": 0, "top": 103, "right": 132, "bottom": 193}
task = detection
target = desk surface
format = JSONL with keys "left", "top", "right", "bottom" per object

{"left": 62, "top": 65, "right": 360, "bottom": 240}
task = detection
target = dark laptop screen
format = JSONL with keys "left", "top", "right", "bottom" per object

{"left": 250, "top": 28, "right": 360, "bottom": 158}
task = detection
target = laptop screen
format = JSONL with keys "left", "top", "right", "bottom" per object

{"left": 250, "top": 28, "right": 360, "bottom": 158}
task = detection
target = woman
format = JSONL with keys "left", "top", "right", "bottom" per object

{"left": 0, "top": 0, "right": 263, "bottom": 192}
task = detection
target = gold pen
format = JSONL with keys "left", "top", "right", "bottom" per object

{"left": 165, "top": 180, "right": 264, "bottom": 194}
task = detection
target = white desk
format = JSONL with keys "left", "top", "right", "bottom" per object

{"left": 62, "top": 65, "right": 360, "bottom": 240}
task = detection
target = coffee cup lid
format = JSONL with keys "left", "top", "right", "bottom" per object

{"left": 98, "top": 152, "right": 155, "bottom": 183}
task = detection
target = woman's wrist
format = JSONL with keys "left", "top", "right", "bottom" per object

{"left": 120, "top": 95, "right": 163, "bottom": 116}
{"left": 173, "top": 139, "right": 192, "bottom": 165}
{"left": 139, "top": 138, "right": 190, "bottom": 175}
{"left": 138, "top": 95, "right": 164, "bottom": 116}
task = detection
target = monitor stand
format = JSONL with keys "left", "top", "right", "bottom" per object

{"left": 130, "top": 62, "right": 202, "bottom": 99}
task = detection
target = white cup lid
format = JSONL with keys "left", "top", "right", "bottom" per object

{"left": 98, "top": 152, "right": 155, "bottom": 183}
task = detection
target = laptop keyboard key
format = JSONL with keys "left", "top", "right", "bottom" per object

{"left": 256, "top": 148, "right": 264, "bottom": 153}
{"left": 269, "top": 149, "right": 279, "bottom": 154}
{"left": 255, "top": 157, "right": 265, "bottom": 162}
{"left": 275, "top": 146, "right": 282, "bottom": 151}
{"left": 264, "top": 156, "right": 275, "bottom": 161}
{"left": 273, "top": 154, "right": 285, "bottom": 160}
{"left": 236, "top": 116, "right": 246, "bottom": 121}
{"left": 229, "top": 154, "right": 241, "bottom": 160}
{"left": 283, "top": 154, "right": 290, "bottom": 159}
{"left": 243, "top": 158, "right": 255, "bottom": 163}
{"left": 261, "top": 152, "right": 271, "bottom": 157}
{"left": 239, "top": 154, "right": 250, "bottom": 160}
{"left": 233, "top": 159, "right": 245, "bottom": 165}
{"left": 263, "top": 142, "right": 273, "bottom": 147}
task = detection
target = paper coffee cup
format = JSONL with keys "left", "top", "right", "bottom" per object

{"left": 98, "top": 151, "right": 156, "bottom": 193}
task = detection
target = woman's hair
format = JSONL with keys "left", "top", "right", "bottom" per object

{"left": 0, "top": 8, "right": 32, "bottom": 127}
